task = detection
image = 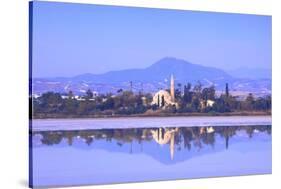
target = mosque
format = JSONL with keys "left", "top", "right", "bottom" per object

{"left": 151, "top": 75, "right": 178, "bottom": 108}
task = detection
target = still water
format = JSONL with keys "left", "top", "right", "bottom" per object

{"left": 30, "top": 125, "right": 272, "bottom": 188}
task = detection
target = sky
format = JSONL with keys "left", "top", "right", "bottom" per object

{"left": 31, "top": 1, "right": 272, "bottom": 78}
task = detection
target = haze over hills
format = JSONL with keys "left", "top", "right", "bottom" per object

{"left": 32, "top": 57, "right": 271, "bottom": 97}
{"left": 227, "top": 67, "right": 271, "bottom": 79}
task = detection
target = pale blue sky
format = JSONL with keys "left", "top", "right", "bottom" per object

{"left": 31, "top": 1, "right": 272, "bottom": 78}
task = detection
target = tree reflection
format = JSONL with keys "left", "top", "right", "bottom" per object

{"left": 32, "top": 125, "right": 271, "bottom": 158}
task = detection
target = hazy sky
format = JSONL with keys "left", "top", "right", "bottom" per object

{"left": 32, "top": 1, "right": 272, "bottom": 78}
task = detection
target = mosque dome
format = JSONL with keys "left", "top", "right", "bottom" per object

{"left": 151, "top": 90, "right": 173, "bottom": 107}
{"left": 151, "top": 74, "right": 177, "bottom": 108}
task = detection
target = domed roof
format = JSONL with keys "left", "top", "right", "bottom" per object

{"left": 152, "top": 90, "right": 174, "bottom": 106}
{"left": 155, "top": 90, "right": 171, "bottom": 98}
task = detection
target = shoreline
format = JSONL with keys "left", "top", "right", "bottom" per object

{"left": 31, "top": 115, "right": 272, "bottom": 131}
{"left": 32, "top": 111, "right": 271, "bottom": 120}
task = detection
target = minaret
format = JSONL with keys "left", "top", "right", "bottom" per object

{"left": 170, "top": 74, "right": 175, "bottom": 102}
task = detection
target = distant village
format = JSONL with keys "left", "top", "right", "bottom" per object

{"left": 31, "top": 75, "right": 271, "bottom": 118}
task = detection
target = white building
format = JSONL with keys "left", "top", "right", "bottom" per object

{"left": 151, "top": 75, "right": 177, "bottom": 108}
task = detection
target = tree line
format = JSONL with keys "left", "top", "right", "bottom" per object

{"left": 31, "top": 82, "right": 271, "bottom": 118}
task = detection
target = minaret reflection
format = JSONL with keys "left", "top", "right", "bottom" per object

{"left": 151, "top": 127, "right": 179, "bottom": 160}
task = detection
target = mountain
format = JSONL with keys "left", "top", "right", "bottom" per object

{"left": 71, "top": 57, "right": 232, "bottom": 83}
{"left": 32, "top": 57, "right": 271, "bottom": 96}
{"left": 227, "top": 67, "right": 271, "bottom": 79}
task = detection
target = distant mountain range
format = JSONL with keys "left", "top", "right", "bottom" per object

{"left": 71, "top": 57, "right": 232, "bottom": 83}
{"left": 32, "top": 57, "right": 271, "bottom": 97}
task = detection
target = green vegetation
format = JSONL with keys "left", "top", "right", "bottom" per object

{"left": 31, "top": 83, "right": 271, "bottom": 118}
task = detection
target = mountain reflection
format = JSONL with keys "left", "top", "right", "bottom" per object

{"left": 32, "top": 125, "right": 271, "bottom": 160}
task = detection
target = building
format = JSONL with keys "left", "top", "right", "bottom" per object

{"left": 151, "top": 75, "right": 177, "bottom": 108}
{"left": 200, "top": 99, "right": 215, "bottom": 109}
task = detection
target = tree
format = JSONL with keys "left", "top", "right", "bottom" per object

{"left": 254, "top": 97, "right": 267, "bottom": 110}
{"left": 202, "top": 86, "right": 215, "bottom": 101}
{"left": 68, "top": 90, "right": 74, "bottom": 99}
{"left": 102, "top": 97, "right": 115, "bottom": 110}
{"left": 213, "top": 95, "right": 231, "bottom": 113}
{"left": 161, "top": 95, "right": 165, "bottom": 107}
{"left": 227, "top": 95, "right": 239, "bottom": 110}
{"left": 208, "top": 86, "right": 216, "bottom": 100}
{"left": 265, "top": 95, "right": 271, "bottom": 110}
{"left": 193, "top": 81, "right": 202, "bottom": 99}
{"left": 117, "top": 88, "right": 123, "bottom": 93}
{"left": 176, "top": 83, "right": 182, "bottom": 99}
{"left": 244, "top": 93, "right": 255, "bottom": 110}
{"left": 85, "top": 89, "right": 93, "bottom": 99}
{"left": 38, "top": 92, "right": 63, "bottom": 113}
{"left": 77, "top": 101, "right": 95, "bottom": 115}
{"left": 183, "top": 83, "right": 192, "bottom": 104}
{"left": 62, "top": 98, "right": 78, "bottom": 114}
{"left": 175, "top": 88, "right": 182, "bottom": 100}
{"left": 191, "top": 96, "right": 200, "bottom": 112}
{"left": 225, "top": 83, "right": 229, "bottom": 97}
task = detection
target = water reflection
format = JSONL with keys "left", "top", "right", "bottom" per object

{"left": 32, "top": 125, "right": 271, "bottom": 160}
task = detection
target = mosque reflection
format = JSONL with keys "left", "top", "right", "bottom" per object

{"left": 32, "top": 125, "right": 271, "bottom": 160}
